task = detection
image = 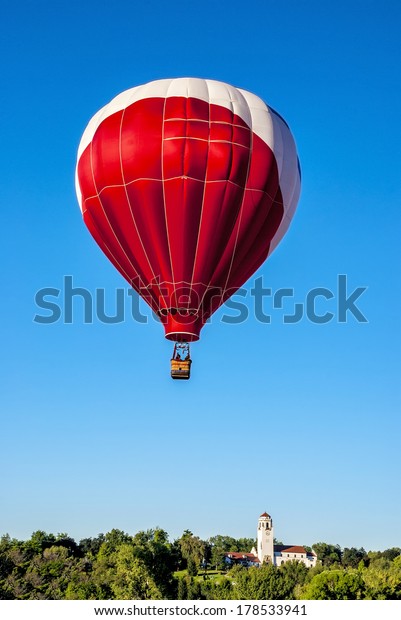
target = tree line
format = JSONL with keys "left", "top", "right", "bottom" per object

{"left": 0, "top": 529, "right": 400, "bottom": 600}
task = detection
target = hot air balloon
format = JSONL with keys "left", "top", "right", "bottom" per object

{"left": 75, "top": 78, "right": 300, "bottom": 379}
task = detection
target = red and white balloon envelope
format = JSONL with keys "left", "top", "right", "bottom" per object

{"left": 75, "top": 78, "right": 300, "bottom": 376}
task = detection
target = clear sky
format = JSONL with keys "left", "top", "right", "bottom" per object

{"left": 1, "top": 0, "right": 400, "bottom": 552}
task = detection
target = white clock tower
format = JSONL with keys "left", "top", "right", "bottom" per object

{"left": 257, "top": 511, "right": 274, "bottom": 564}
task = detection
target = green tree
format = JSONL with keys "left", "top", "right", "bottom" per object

{"left": 382, "top": 548, "right": 401, "bottom": 562}
{"left": 312, "top": 542, "right": 342, "bottom": 567}
{"left": 368, "top": 548, "right": 401, "bottom": 564}
{"left": 179, "top": 531, "right": 206, "bottom": 567}
{"left": 279, "top": 560, "right": 308, "bottom": 598}
{"left": 0, "top": 541, "right": 28, "bottom": 600}
{"left": 64, "top": 581, "right": 105, "bottom": 600}
{"left": 342, "top": 547, "right": 367, "bottom": 568}
{"left": 186, "top": 577, "right": 205, "bottom": 600}
{"left": 23, "top": 531, "right": 56, "bottom": 560}
{"left": 208, "top": 576, "right": 234, "bottom": 600}
{"left": 79, "top": 534, "right": 105, "bottom": 558}
{"left": 187, "top": 557, "right": 198, "bottom": 577}
{"left": 236, "top": 538, "right": 256, "bottom": 552}
{"left": 0, "top": 535, "right": 15, "bottom": 587}
{"left": 362, "top": 557, "right": 401, "bottom": 599}
{"left": 177, "top": 576, "right": 188, "bottom": 600}
{"left": 23, "top": 545, "right": 87, "bottom": 599}
{"left": 301, "top": 569, "right": 364, "bottom": 600}
{"left": 98, "top": 529, "right": 132, "bottom": 556}
{"left": 109, "top": 544, "right": 162, "bottom": 600}
{"left": 131, "top": 528, "right": 177, "bottom": 598}
{"left": 209, "top": 535, "right": 237, "bottom": 570}
{"left": 232, "top": 565, "right": 287, "bottom": 600}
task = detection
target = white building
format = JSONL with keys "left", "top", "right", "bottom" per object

{"left": 253, "top": 511, "right": 317, "bottom": 568}
{"left": 225, "top": 512, "right": 317, "bottom": 569}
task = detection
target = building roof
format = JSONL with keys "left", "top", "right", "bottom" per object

{"left": 274, "top": 545, "right": 316, "bottom": 556}
{"left": 259, "top": 512, "right": 271, "bottom": 518}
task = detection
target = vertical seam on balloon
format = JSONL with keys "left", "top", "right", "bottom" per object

{"left": 218, "top": 91, "right": 253, "bottom": 306}
{"left": 161, "top": 80, "right": 177, "bottom": 309}
{"left": 196, "top": 115, "right": 234, "bottom": 316}
{"left": 175, "top": 82, "right": 190, "bottom": 309}
{"left": 275, "top": 110, "right": 286, "bottom": 215}
{"left": 267, "top": 111, "right": 299, "bottom": 254}
{"left": 188, "top": 78, "right": 211, "bottom": 305}
{"left": 118, "top": 106, "right": 167, "bottom": 312}
{"left": 269, "top": 183, "right": 299, "bottom": 255}
{"left": 248, "top": 107, "right": 284, "bottom": 260}
{"left": 196, "top": 88, "right": 251, "bottom": 318}
{"left": 205, "top": 182, "right": 278, "bottom": 321}
{"left": 288, "top": 165, "right": 301, "bottom": 218}
{"left": 194, "top": 87, "right": 235, "bottom": 316}
{"left": 88, "top": 129, "right": 145, "bottom": 292}
{"left": 204, "top": 101, "right": 252, "bottom": 314}
{"left": 276, "top": 111, "right": 300, "bottom": 219}
{"left": 269, "top": 107, "right": 284, "bottom": 199}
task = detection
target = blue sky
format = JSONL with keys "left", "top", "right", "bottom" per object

{"left": 1, "top": 0, "right": 400, "bottom": 551}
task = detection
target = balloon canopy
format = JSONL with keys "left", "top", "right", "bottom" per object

{"left": 76, "top": 78, "right": 300, "bottom": 342}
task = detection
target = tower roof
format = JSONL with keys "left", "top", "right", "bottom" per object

{"left": 259, "top": 512, "right": 271, "bottom": 518}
